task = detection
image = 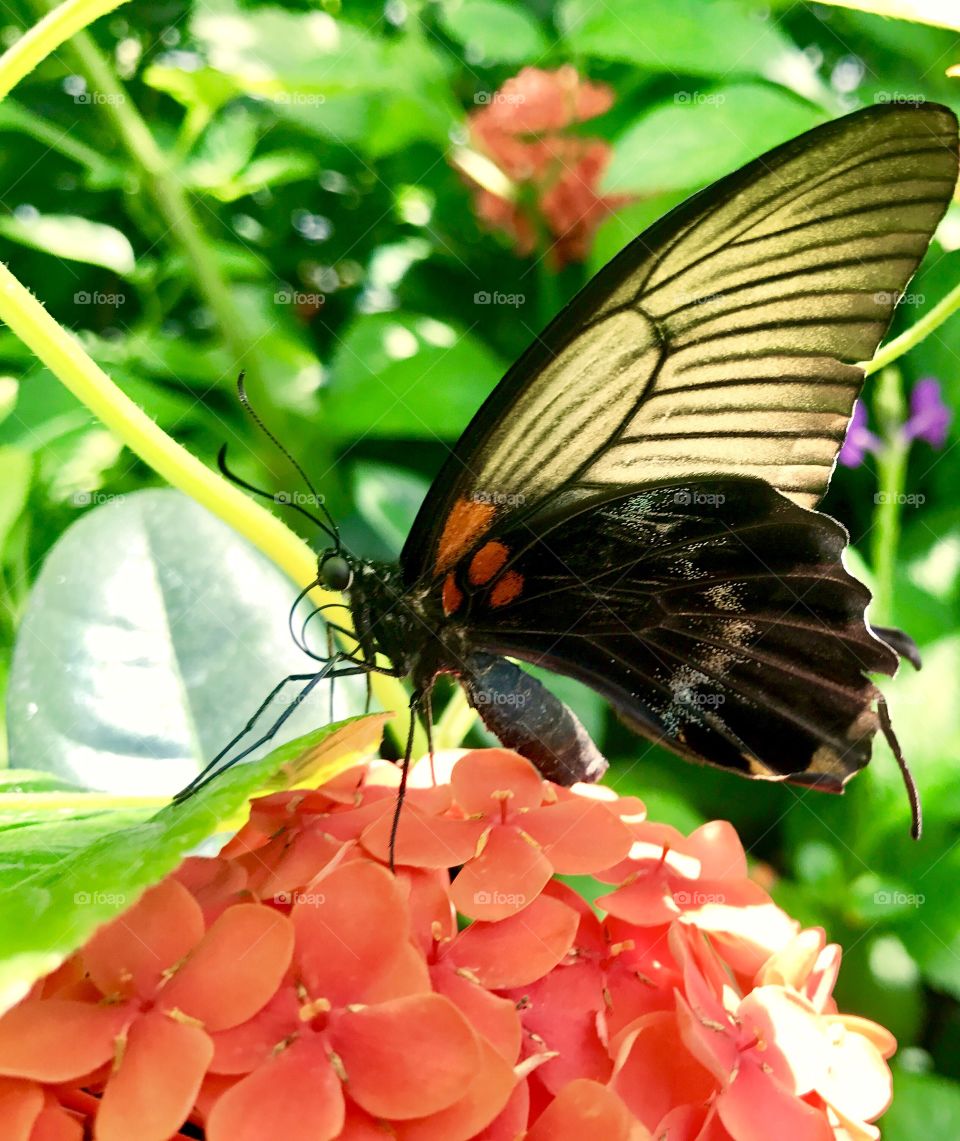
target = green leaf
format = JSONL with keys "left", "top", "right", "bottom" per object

{"left": 884, "top": 1069, "right": 960, "bottom": 1139}
{"left": 559, "top": 0, "right": 805, "bottom": 79}
{"left": 325, "top": 313, "right": 506, "bottom": 440}
{"left": 6, "top": 489, "right": 365, "bottom": 794}
{"left": 604, "top": 84, "right": 824, "bottom": 195}
{"left": 0, "top": 713, "right": 385, "bottom": 1011}
{"left": 353, "top": 461, "right": 430, "bottom": 557}
{"left": 0, "top": 213, "right": 135, "bottom": 275}
{"left": 188, "top": 1, "right": 457, "bottom": 152}
{"left": 0, "top": 446, "right": 30, "bottom": 551}
{"left": 439, "top": 0, "right": 549, "bottom": 64}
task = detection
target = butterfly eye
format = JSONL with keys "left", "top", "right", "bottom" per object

{"left": 320, "top": 554, "right": 353, "bottom": 592}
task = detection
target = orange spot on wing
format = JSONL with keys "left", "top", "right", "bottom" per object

{"left": 490, "top": 570, "right": 524, "bottom": 608}
{"left": 468, "top": 541, "right": 509, "bottom": 586}
{"left": 442, "top": 572, "right": 463, "bottom": 616}
{"left": 435, "top": 498, "right": 496, "bottom": 575}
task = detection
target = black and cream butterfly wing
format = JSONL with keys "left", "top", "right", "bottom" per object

{"left": 396, "top": 102, "right": 957, "bottom": 799}
{"left": 402, "top": 102, "right": 958, "bottom": 583}
{"left": 451, "top": 477, "right": 900, "bottom": 791}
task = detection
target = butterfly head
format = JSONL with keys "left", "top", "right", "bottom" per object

{"left": 319, "top": 549, "right": 354, "bottom": 593}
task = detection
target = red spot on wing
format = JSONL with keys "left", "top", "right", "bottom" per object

{"left": 490, "top": 570, "right": 524, "bottom": 608}
{"left": 435, "top": 498, "right": 496, "bottom": 575}
{"left": 442, "top": 572, "right": 464, "bottom": 616}
{"left": 468, "top": 541, "right": 510, "bottom": 586}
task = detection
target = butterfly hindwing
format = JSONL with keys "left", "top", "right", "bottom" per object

{"left": 401, "top": 103, "right": 958, "bottom": 586}
{"left": 442, "top": 479, "right": 899, "bottom": 789}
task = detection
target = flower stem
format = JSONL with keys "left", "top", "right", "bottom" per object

{"left": 863, "top": 276, "right": 960, "bottom": 376}
{"left": 30, "top": 0, "right": 265, "bottom": 388}
{"left": 0, "top": 0, "right": 125, "bottom": 101}
{"left": 870, "top": 367, "right": 909, "bottom": 624}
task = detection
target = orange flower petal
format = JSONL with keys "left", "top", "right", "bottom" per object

{"left": 430, "top": 964, "right": 522, "bottom": 1062}
{"left": 360, "top": 803, "right": 483, "bottom": 869}
{"left": 503, "top": 960, "right": 609, "bottom": 1093}
{"left": 612, "top": 1010, "right": 718, "bottom": 1129}
{"left": 597, "top": 872, "right": 680, "bottom": 926}
{"left": 209, "top": 988, "right": 300, "bottom": 1075}
{"left": 738, "top": 988, "right": 827, "bottom": 1095}
{"left": 0, "top": 1000, "right": 129, "bottom": 1082}
{"left": 398, "top": 867, "right": 456, "bottom": 954}
{"left": 0, "top": 1075, "right": 42, "bottom": 1140}
{"left": 206, "top": 1038, "right": 344, "bottom": 1141}
{"left": 160, "top": 904, "right": 294, "bottom": 1031}
{"left": 28, "top": 1105, "right": 84, "bottom": 1141}
{"left": 330, "top": 994, "right": 479, "bottom": 1120}
{"left": 521, "top": 799, "right": 633, "bottom": 874}
{"left": 450, "top": 750, "right": 544, "bottom": 815}
{"left": 338, "top": 1102, "right": 395, "bottom": 1139}
{"left": 818, "top": 1021, "right": 893, "bottom": 1124}
{"left": 473, "top": 1077, "right": 529, "bottom": 1140}
{"left": 451, "top": 826, "right": 552, "bottom": 921}
{"left": 84, "top": 879, "right": 204, "bottom": 1000}
{"left": 526, "top": 1079, "right": 649, "bottom": 1141}
{"left": 360, "top": 942, "right": 432, "bottom": 1003}
{"left": 293, "top": 861, "right": 416, "bottom": 1006}
{"left": 717, "top": 1059, "right": 833, "bottom": 1141}
{"left": 828, "top": 1014, "right": 896, "bottom": 1060}
{"left": 394, "top": 1035, "right": 515, "bottom": 1141}
{"left": 444, "top": 894, "right": 579, "bottom": 989}
{"left": 173, "top": 856, "right": 247, "bottom": 922}
{"left": 683, "top": 821, "right": 747, "bottom": 880}
{"left": 249, "top": 825, "right": 344, "bottom": 902}
{"left": 95, "top": 1010, "right": 212, "bottom": 1141}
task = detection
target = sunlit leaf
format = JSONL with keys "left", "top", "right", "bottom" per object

{"left": 0, "top": 214, "right": 135, "bottom": 275}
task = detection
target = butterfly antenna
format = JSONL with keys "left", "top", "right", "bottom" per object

{"left": 235, "top": 372, "right": 343, "bottom": 550}
{"left": 217, "top": 445, "right": 337, "bottom": 544}
{"left": 877, "top": 695, "right": 922, "bottom": 840}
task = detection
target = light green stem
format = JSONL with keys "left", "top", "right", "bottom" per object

{"left": 0, "top": 0, "right": 125, "bottom": 101}
{"left": 863, "top": 276, "right": 960, "bottom": 376}
{"left": 870, "top": 367, "right": 908, "bottom": 625}
{"left": 33, "top": 4, "right": 265, "bottom": 388}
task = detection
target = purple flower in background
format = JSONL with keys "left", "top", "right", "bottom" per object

{"left": 838, "top": 399, "right": 882, "bottom": 467}
{"left": 839, "top": 378, "right": 952, "bottom": 468}
{"left": 903, "top": 376, "right": 952, "bottom": 448}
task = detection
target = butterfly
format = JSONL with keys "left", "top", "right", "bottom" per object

{"left": 178, "top": 102, "right": 958, "bottom": 839}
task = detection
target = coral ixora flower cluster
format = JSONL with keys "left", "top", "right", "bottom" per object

{"left": 460, "top": 67, "right": 628, "bottom": 267}
{"left": 0, "top": 748, "right": 894, "bottom": 1139}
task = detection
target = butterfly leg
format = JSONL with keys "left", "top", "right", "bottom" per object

{"left": 173, "top": 659, "right": 359, "bottom": 803}
{"left": 387, "top": 686, "right": 430, "bottom": 871}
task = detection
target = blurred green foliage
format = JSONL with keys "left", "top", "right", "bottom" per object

{"left": 0, "top": 0, "right": 959, "bottom": 1131}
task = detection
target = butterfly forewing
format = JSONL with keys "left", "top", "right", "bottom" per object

{"left": 401, "top": 103, "right": 959, "bottom": 585}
